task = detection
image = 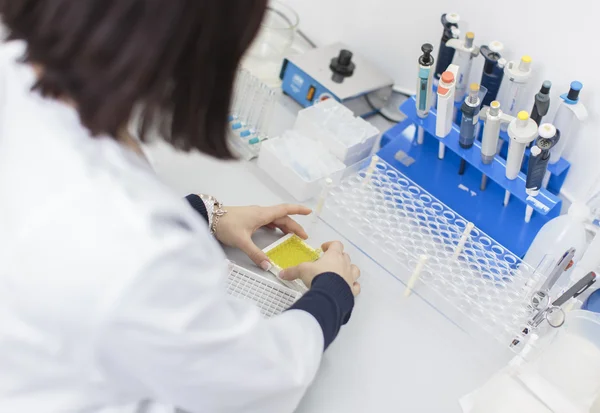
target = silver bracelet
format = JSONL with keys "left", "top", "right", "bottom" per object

{"left": 199, "top": 194, "right": 227, "bottom": 235}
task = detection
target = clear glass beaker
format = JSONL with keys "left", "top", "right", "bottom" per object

{"left": 243, "top": 1, "right": 299, "bottom": 87}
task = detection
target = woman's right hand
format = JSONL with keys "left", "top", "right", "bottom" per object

{"left": 279, "top": 241, "right": 361, "bottom": 296}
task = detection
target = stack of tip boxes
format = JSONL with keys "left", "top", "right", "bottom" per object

{"left": 258, "top": 99, "right": 380, "bottom": 201}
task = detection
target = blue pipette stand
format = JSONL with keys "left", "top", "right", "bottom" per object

{"left": 378, "top": 96, "right": 569, "bottom": 257}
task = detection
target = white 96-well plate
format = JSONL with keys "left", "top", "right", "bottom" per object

{"left": 226, "top": 263, "right": 302, "bottom": 318}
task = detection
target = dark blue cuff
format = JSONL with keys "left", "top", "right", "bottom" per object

{"left": 288, "top": 272, "right": 354, "bottom": 350}
{"left": 185, "top": 194, "right": 209, "bottom": 223}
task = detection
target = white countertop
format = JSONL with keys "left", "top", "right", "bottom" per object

{"left": 144, "top": 96, "right": 511, "bottom": 413}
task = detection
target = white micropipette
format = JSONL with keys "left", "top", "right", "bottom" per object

{"left": 479, "top": 101, "right": 513, "bottom": 190}
{"left": 497, "top": 55, "right": 533, "bottom": 129}
{"left": 436, "top": 64, "right": 459, "bottom": 160}
{"left": 549, "top": 81, "right": 589, "bottom": 164}
{"left": 446, "top": 31, "right": 480, "bottom": 104}
{"left": 504, "top": 111, "right": 538, "bottom": 206}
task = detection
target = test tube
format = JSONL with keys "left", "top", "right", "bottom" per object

{"left": 231, "top": 69, "right": 249, "bottom": 120}
{"left": 248, "top": 88, "right": 278, "bottom": 146}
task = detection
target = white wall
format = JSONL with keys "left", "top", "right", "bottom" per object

{"left": 286, "top": 0, "right": 600, "bottom": 202}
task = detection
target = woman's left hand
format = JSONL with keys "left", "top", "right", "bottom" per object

{"left": 214, "top": 204, "right": 312, "bottom": 270}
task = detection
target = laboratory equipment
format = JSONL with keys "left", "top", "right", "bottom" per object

{"left": 416, "top": 43, "right": 435, "bottom": 118}
{"left": 280, "top": 43, "right": 394, "bottom": 117}
{"left": 497, "top": 56, "right": 533, "bottom": 124}
{"left": 262, "top": 234, "right": 321, "bottom": 292}
{"left": 226, "top": 263, "right": 302, "bottom": 317}
{"left": 434, "top": 13, "right": 460, "bottom": 80}
{"left": 447, "top": 32, "right": 480, "bottom": 103}
{"left": 529, "top": 248, "right": 576, "bottom": 313}
{"left": 321, "top": 156, "right": 547, "bottom": 348}
{"left": 479, "top": 101, "right": 513, "bottom": 190}
{"left": 257, "top": 131, "right": 346, "bottom": 201}
{"left": 549, "top": 81, "right": 589, "bottom": 164}
{"left": 458, "top": 83, "right": 482, "bottom": 175}
{"left": 436, "top": 65, "right": 459, "bottom": 160}
{"left": 229, "top": 68, "right": 280, "bottom": 160}
{"left": 506, "top": 111, "right": 538, "bottom": 179}
{"left": 525, "top": 124, "right": 560, "bottom": 222}
{"left": 404, "top": 255, "right": 428, "bottom": 297}
{"left": 294, "top": 98, "right": 380, "bottom": 166}
{"left": 524, "top": 202, "right": 590, "bottom": 273}
{"left": 379, "top": 96, "right": 564, "bottom": 257}
{"left": 569, "top": 226, "right": 600, "bottom": 289}
{"left": 479, "top": 41, "right": 506, "bottom": 107}
{"left": 530, "top": 81, "right": 552, "bottom": 126}
{"left": 313, "top": 178, "right": 334, "bottom": 222}
{"left": 503, "top": 111, "right": 538, "bottom": 205}
{"left": 243, "top": 0, "right": 299, "bottom": 87}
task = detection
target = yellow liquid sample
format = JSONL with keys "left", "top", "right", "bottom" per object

{"left": 266, "top": 235, "right": 320, "bottom": 269}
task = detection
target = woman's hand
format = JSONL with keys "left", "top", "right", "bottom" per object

{"left": 214, "top": 204, "right": 312, "bottom": 270}
{"left": 279, "top": 241, "right": 361, "bottom": 296}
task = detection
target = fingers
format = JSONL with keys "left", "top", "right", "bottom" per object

{"left": 322, "top": 240, "right": 345, "bottom": 253}
{"left": 279, "top": 263, "right": 309, "bottom": 281}
{"left": 271, "top": 216, "right": 308, "bottom": 239}
{"left": 265, "top": 204, "right": 312, "bottom": 221}
{"left": 352, "top": 282, "right": 361, "bottom": 296}
{"left": 239, "top": 238, "right": 271, "bottom": 271}
{"left": 351, "top": 264, "right": 361, "bottom": 281}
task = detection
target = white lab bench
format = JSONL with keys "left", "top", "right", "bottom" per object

{"left": 144, "top": 95, "right": 511, "bottom": 413}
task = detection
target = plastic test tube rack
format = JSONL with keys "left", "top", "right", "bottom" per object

{"left": 319, "top": 157, "right": 547, "bottom": 350}
{"left": 378, "top": 96, "right": 564, "bottom": 258}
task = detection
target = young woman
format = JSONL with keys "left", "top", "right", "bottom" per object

{"left": 0, "top": 1, "right": 361, "bottom": 412}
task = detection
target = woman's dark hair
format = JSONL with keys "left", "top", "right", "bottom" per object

{"left": 0, "top": 0, "right": 268, "bottom": 158}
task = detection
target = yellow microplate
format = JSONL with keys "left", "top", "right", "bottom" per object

{"left": 265, "top": 235, "right": 321, "bottom": 269}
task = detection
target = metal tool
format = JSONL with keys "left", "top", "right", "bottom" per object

{"left": 434, "top": 13, "right": 460, "bottom": 80}
{"left": 479, "top": 101, "right": 513, "bottom": 189}
{"left": 458, "top": 84, "right": 481, "bottom": 175}
{"left": 447, "top": 32, "right": 480, "bottom": 103}
{"left": 530, "top": 81, "right": 552, "bottom": 126}
{"left": 416, "top": 43, "right": 435, "bottom": 118}
{"left": 280, "top": 43, "right": 394, "bottom": 117}
{"left": 525, "top": 124, "right": 561, "bottom": 222}
{"left": 531, "top": 271, "right": 597, "bottom": 329}
{"left": 479, "top": 41, "right": 506, "bottom": 107}
{"left": 504, "top": 111, "right": 538, "bottom": 205}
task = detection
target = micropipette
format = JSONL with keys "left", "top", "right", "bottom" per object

{"left": 525, "top": 124, "right": 561, "bottom": 222}
{"left": 479, "top": 101, "right": 513, "bottom": 189}
{"left": 549, "top": 81, "right": 589, "bottom": 164}
{"left": 434, "top": 13, "right": 460, "bottom": 81}
{"left": 497, "top": 55, "right": 533, "bottom": 125}
{"left": 530, "top": 81, "right": 552, "bottom": 126}
{"left": 416, "top": 43, "right": 435, "bottom": 118}
{"left": 436, "top": 64, "right": 459, "bottom": 160}
{"left": 447, "top": 32, "right": 480, "bottom": 103}
{"left": 504, "top": 111, "right": 538, "bottom": 205}
{"left": 458, "top": 83, "right": 481, "bottom": 175}
{"left": 479, "top": 41, "right": 506, "bottom": 107}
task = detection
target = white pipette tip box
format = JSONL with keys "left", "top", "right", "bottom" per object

{"left": 262, "top": 234, "right": 322, "bottom": 292}
{"left": 226, "top": 263, "right": 302, "bottom": 318}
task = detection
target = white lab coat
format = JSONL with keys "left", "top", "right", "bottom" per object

{"left": 0, "top": 41, "right": 324, "bottom": 412}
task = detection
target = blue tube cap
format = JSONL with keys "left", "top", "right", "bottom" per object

{"left": 240, "top": 130, "right": 251, "bottom": 138}
{"left": 231, "top": 122, "right": 242, "bottom": 130}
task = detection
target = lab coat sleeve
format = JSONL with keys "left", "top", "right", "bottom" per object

{"left": 95, "top": 230, "right": 325, "bottom": 413}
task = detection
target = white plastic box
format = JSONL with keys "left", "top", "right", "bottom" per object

{"left": 257, "top": 133, "right": 345, "bottom": 201}
{"left": 294, "top": 99, "right": 380, "bottom": 166}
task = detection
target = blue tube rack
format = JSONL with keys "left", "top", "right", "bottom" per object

{"left": 378, "top": 96, "right": 567, "bottom": 257}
